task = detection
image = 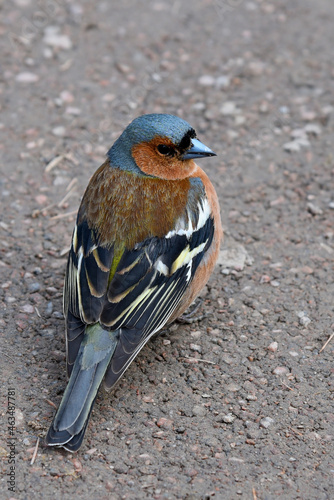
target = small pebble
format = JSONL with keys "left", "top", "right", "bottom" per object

{"left": 28, "top": 283, "right": 40, "bottom": 293}
{"left": 307, "top": 202, "right": 323, "bottom": 216}
{"left": 102, "top": 93, "right": 116, "bottom": 102}
{"left": 304, "top": 344, "right": 317, "bottom": 351}
{"left": 246, "top": 394, "right": 257, "bottom": 401}
{"left": 216, "top": 75, "right": 230, "bottom": 88}
{"left": 299, "top": 315, "right": 311, "bottom": 327}
{"left": 268, "top": 341, "right": 278, "bottom": 352}
{"left": 21, "top": 304, "right": 34, "bottom": 314}
{"left": 60, "top": 90, "right": 74, "bottom": 103}
{"left": 190, "top": 343, "right": 202, "bottom": 353}
{"left": 15, "top": 72, "right": 39, "bottom": 83}
{"left": 291, "top": 128, "right": 307, "bottom": 139}
{"left": 190, "top": 330, "right": 201, "bottom": 339}
{"left": 156, "top": 418, "right": 173, "bottom": 429}
{"left": 226, "top": 383, "right": 241, "bottom": 392}
{"left": 283, "top": 141, "right": 301, "bottom": 152}
{"left": 192, "top": 405, "right": 206, "bottom": 417}
{"left": 296, "top": 137, "right": 310, "bottom": 147}
{"left": 35, "top": 194, "right": 48, "bottom": 205}
{"left": 65, "top": 106, "right": 81, "bottom": 115}
{"left": 300, "top": 109, "right": 317, "bottom": 121}
{"left": 198, "top": 75, "right": 215, "bottom": 87}
{"left": 6, "top": 296, "right": 16, "bottom": 304}
{"left": 43, "top": 47, "right": 53, "bottom": 59}
{"left": 116, "top": 63, "right": 131, "bottom": 74}
{"left": 113, "top": 465, "right": 129, "bottom": 474}
{"left": 247, "top": 61, "right": 265, "bottom": 76}
{"left": 260, "top": 417, "right": 274, "bottom": 429}
{"left": 44, "top": 28, "right": 72, "bottom": 50}
{"left": 24, "top": 57, "right": 35, "bottom": 66}
{"left": 222, "top": 413, "right": 235, "bottom": 424}
{"left": 304, "top": 123, "right": 321, "bottom": 136}
{"left": 270, "top": 280, "right": 280, "bottom": 287}
{"left": 72, "top": 458, "right": 83, "bottom": 472}
{"left": 235, "top": 115, "right": 246, "bottom": 126}
{"left": 45, "top": 302, "right": 53, "bottom": 316}
{"left": 221, "top": 101, "right": 238, "bottom": 116}
{"left": 192, "top": 102, "right": 206, "bottom": 111}
{"left": 53, "top": 175, "right": 69, "bottom": 186}
{"left": 52, "top": 126, "right": 66, "bottom": 137}
{"left": 272, "top": 366, "right": 288, "bottom": 375}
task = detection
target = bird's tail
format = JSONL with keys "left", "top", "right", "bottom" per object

{"left": 45, "top": 324, "right": 118, "bottom": 452}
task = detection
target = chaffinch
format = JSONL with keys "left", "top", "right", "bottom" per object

{"left": 46, "top": 113, "right": 222, "bottom": 451}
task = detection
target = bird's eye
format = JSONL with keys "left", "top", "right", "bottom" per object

{"left": 157, "top": 144, "right": 173, "bottom": 156}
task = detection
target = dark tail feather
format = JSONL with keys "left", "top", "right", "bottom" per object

{"left": 46, "top": 399, "right": 95, "bottom": 451}
{"left": 45, "top": 325, "right": 117, "bottom": 451}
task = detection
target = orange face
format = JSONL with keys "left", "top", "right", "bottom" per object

{"left": 131, "top": 136, "right": 196, "bottom": 180}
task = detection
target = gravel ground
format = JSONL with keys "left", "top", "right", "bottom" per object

{"left": 1, "top": 1, "right": 334, "bottom": 499}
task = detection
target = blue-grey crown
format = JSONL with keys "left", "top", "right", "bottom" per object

{"left": 107, "top": 114, "right": 196, "bottom": 174}
{"left": 122, "top": 114, "right": 195, "bottom": 145}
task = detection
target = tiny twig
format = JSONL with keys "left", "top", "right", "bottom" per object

{"left": 66, "top": 177, "right": 78, "bottom": 192}
{"left": 59, "top": 246, "right": 71, "bottom": 257}
{"left": 50, "top": 210, "right": 77, "bottom": 221}
{"left": 319, "top": 332, "right": 334, "bottom": 353}
{"left": 30, "top": 437, "right": 40, "bottom": 465}
{"left": 45, "top": 399, "right": 57, "bottom": 409}
{"left": 64, "top": 153, "right": 79, "bottom": 166}
{"left": 252, "top": 487, "right": 257, "bottom": 500}
{"left": 0, "top": 350, "right": 15, "bottom": 363}
{"left": 57, "top": 187, "right": 77, "bottom": 208}
{"left": 45, "top": 155, "right": 64, "bottom": 173}
{"left": 196, "top": 358, "right": 215, "bottom": 364}
{"left": 183, "top": 356, "right": 215, "bottom": 365}
{"left": 289, "top": 426, "right": 303, "bottom": 437}
{"left": 32, "top": 202, "right": 55, "bottom": 218}
{"left": 281, "top": 381, "right": 294, "bottom": 391}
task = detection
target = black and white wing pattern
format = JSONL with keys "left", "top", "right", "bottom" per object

{"left": 64, "top": 186, "right": 215, "bottom": 389}
{"left": 102, "top": 196, "right": 215, "bottom": 389}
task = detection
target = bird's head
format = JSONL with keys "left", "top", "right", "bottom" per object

{"left": 108, "top": 114, "right": 216, "bottom": 180}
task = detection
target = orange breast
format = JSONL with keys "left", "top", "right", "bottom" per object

{"left": 79, "top": 161, "right": 192, "bottom": 249}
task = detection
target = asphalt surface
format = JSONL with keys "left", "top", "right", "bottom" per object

{"left": 1, "top": 1, "right": 333, "bottom": 499}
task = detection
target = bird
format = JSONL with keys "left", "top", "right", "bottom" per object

{"left": 45, "top": 113, "right": 222, "bottom": 451}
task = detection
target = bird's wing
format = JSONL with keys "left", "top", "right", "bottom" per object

{"left": 64, "top": 190, "right": 215, "bottom": 385}
{"left": 64, "top": 218, "right": 114, "bottom": 375}
{"left": 101, "top": 196, "right": 215, "bottom": 389}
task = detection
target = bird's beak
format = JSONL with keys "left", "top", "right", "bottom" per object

{"left": 182, "top": 138, "right": 217, "bottom": 160}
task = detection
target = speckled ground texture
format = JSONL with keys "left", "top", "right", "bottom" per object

{"left": 1, "top": 1, "right": 334, "bottom": 499}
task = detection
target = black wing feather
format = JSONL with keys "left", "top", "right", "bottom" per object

{"left": 107, "top": 251, "right": 151, "bottom": 299}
